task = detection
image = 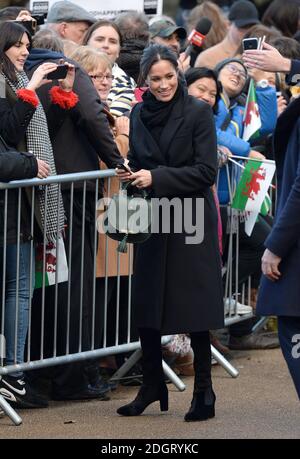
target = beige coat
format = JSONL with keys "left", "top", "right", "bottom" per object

{"left": 96, "top": 110, "right": 132, "bottom": 277}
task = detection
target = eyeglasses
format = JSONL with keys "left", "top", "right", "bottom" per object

{"left": 89, "top": 74, "right": 114, "bottom": 82}
{"left": 224, "top": 64, "right": 247, "bottom": 81}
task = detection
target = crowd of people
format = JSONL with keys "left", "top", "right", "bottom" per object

{"left": 0, "top": 0, "right": 300, "bottom": 421}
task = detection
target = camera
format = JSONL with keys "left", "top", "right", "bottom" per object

{"left": 32, "top": 14, "right": 45, "bottom": 26}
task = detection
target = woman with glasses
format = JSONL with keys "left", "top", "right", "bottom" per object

{"left": 214, "top": 57, "right": 277, "bottom": 205}
{"left": 214, "top": 57, "right": 279, "bottom": 351}
{"left": 83, "top": 20, "right": 136, "bottom": 117}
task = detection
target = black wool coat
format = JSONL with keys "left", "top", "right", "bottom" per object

{"left": 129, "top": 92, "right": 224, "bottom": 334}
{"left": 257, "top": 97, "right": 300, "bottom": 317}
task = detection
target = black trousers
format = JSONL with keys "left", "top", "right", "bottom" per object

{"left": 278, "top": 316, "right": 300, "bottom": 399}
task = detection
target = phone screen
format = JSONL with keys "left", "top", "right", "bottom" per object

{"left": 242, "top": 38, "right": 259, "bottom": 51}
{"left": 47, "top": 65, "right": 68, "bottom": 80}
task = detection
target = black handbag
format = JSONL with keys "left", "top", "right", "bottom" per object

{"left": 104, "top": 181, "right": 152, "bottom": 253}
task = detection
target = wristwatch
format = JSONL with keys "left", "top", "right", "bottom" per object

{"left": 256, "top": 79, "right": 269, "bottom": 88}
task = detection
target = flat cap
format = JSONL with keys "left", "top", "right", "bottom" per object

{"left": 47, "top": 1, "right": 96, "bottom": 25}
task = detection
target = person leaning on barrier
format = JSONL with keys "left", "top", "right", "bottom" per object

{"left": 0, "top": 20, "right": 78, "bottom": 409}
{"left": 212, "top": 57, "right": 280, "bottom": 350}
{"left": 243, "top": 42, "right": 300, "bottom": 399}
{"left": 115, "top": 44, "right": 224, "bottom": 422}
{"left": 24, "top": 23, "right": 125, "bottom": 401}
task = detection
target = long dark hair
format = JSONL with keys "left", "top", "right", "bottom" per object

{"left": 0, "top": 21, "right": 32, "bottom": 82}
{"left": 83, "top": 20, "right": 123, "bottom": 48}
{"left": 138, "top": 44, "right": 179, "bottom": 87}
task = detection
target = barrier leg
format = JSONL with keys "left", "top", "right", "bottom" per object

{"left": 111, "top": 349, "right": 186, "bottom": 391}
{"left": 0, "top": 394, "right": 22, "bottom": 426}
{"left": 162, "top": 360, "right": 186, "bottom": 391}
{"left": 111, "top": 349, "right": 142, "bottom": 382}
{"left": 211, "top": 345, "right": 239, "bottom": 378}
{"left": 252, "top": 317, "right": 269, "bottom": 334}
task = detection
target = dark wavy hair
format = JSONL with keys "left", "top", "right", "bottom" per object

{"left": 0, "top": 21, "right": 32, "bottom": 82}
{"left": 185, "top": 67, "right": 222, "bottom": 111}
{"left": 138, "top": 44, "right": 179, "bottom": 86}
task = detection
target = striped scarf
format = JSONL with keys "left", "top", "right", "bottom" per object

{"left": 5, "top": 71, "right": 65, "bottom": 241}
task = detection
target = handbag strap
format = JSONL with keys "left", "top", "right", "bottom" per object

{"left": 121, "top": 180, "right": 149, "bottom": 199}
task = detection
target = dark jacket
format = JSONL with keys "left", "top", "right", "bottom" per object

{"left": 0, "top": 81, "right": 68, "bottom": 245}
{"left": 26, "top": 51, "right": 123, "bottom": 184}
{"left": 129, "top": 93, "right": 224, "bottom": 334}
{"left": 0, "top": 144, "right": 38, "bottom": 246}
{"left": 256, "top": 97, "right": 300, "bottom": 317}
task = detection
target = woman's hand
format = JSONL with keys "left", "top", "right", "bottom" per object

{"left": 58, "top": 62, "right": 76, "bottom": 92}
{"left": 36, "top": 159, "right": 50, "bottom": 179}
{"left": 130, "top": 169, "right": 152, "bottom": 189}
{"left": 15, "top": 10, "right": 35, "bottom": 22}
{"left": 243, "top": 42, "right": 291, "bottom": 73}
{"left": 115, "top": 116, "right": 129, "bottom": 137}
{"left": 26, "top": 62, "right": 60, "bottom": 91}
{"left": 178, "top": 52, "right": 191, "bottom": 73}
{"left": 277, "top": 95, "right": 288, "bottom": 116}
{"left": 261, "top": 248, "right": 281, "bottom": 282}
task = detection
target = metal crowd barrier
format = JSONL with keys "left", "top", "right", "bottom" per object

{"left": 0, "top": 163, "right": 274, "bottom": 425}
{"left": 0, "top": 170, "right": 185, "bottom": 425}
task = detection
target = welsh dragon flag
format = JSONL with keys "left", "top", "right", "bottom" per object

{"left": 231, "top": 159, "right": 276, "bottom": 235}
{"left": 243, "top": 79, "right": 262, "bottom": 141}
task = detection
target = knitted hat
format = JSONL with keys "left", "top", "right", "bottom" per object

{"left": 214, "top": 58, "right": 248, "bottom": 77}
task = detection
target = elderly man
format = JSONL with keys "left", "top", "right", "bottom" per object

{"left": 46, "top": 0, "right": 95, "bottom": 44}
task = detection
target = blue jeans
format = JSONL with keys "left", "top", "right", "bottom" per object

{"left": 1, "top": 243, "right": 34, "bottom": 373}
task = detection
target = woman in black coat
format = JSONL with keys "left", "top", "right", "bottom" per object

{"left": 116, "top": 45, "right": 224, "bottom": 421}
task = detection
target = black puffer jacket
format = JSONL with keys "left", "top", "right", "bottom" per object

{"left": 0, "top": 148, "right": 38, "bottom": 246}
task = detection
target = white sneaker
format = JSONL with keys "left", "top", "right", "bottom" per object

{"left": 224, "top": 298, "right": 253, "bottom": 315}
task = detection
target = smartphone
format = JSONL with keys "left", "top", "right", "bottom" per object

{"left": 117, "top": 163, "right": 132, "bottom": 174}
{"left": 47, "top": 64, "right": 68, "bottom": 80}
{"left": 242, "top": 38, "right": 259, "bottom": 51}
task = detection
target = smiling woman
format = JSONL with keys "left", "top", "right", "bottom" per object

{"left": 115, "top": 44, "right": 224, "bottom": 422}
{"left": 83, "top": 20, "right": 136, "bottom": 116}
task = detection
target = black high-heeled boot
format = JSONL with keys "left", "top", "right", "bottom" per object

{"left": 117, "top": 381, "right": 168, "bottom": 416}
{"left": 117, "top": 328, "right": 169, "bottom": 416}
{"left": 184, "top": 331, "right": 215, "bottom": 422}
{"left": 184, "top": 386, "right": 216, "bottom": 421}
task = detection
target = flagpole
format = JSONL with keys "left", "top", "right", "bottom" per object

{"left": 228, "top": 157, "right": 276, "bottom": 189}
{"left": 231, "top": 155, "right": 276, "bottom": 165}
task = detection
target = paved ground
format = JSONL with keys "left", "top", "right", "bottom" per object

{"left": 0, "top": 348, "right": 299, "bottom": 439}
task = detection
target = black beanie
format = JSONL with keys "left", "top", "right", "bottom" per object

{"left": 214, "top": 58, "right": 248, "bottom": 77}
